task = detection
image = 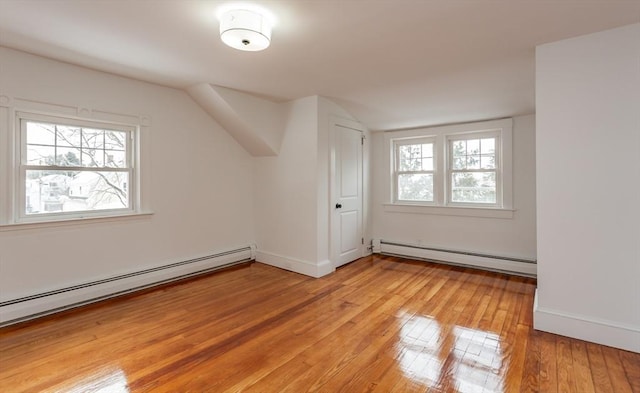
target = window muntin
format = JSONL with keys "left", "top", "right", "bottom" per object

{"left": 394, "top": 139, "right": 435, "bottom": 203}
{"left": 18, "top": 114, "right": 134, "bottom": 221}
{"left": 386, "top": 118, "right": 512, "bottom": 211}
{"left": 448, "top": 134, "right": 499, "bottom": 205}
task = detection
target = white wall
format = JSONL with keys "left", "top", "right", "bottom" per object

{"left": 253, "top": 96, "right": 322, "bottom": 275}
{"left": 371, "top": 114, "right": 537, "bottom": 261}
{"left": 253, "top": 96, "right": 367, "bottom": 277}
{"left": 186, "top": 84, "right": 286, "bottom": 156}
{"left": 0, "top": 48, "right": 254, "bottom": 301}
{"left": 535, "top": 23, "right": 640, "bottom": 352}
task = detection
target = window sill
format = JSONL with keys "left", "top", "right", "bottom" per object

{"left": 383, "top": 203, "right": 514, "bottom": 219}
{"left": 0, "top": 211, "right": 154, "bottom": 232}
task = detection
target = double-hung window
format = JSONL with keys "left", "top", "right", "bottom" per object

{"left": 386, "top": 118, "right": 512, "bottom": 214}
{"left": 17, "top": 113, "right": 135, "bottom": 222}
{"left": 448, "top": 132, "right": 499, "bottom": 206}
{"left": 395, "top": 138, "right": 435, "bottom": 203}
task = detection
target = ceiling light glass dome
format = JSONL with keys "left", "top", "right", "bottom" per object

{"left": 219, "top": 9, "right": 272, "bottom": 51}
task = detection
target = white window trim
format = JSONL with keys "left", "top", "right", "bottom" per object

{"left": 384, "top": 118, "right": 513, "bottom": 218}
{"left": 16, "top": 112, "right": 137, "bottom": 223}
{"left": 0, "top": 97, "right": 152, "bottom": 228}
{"left": 446, "top": 130, "right": 501, "bottom": 208}
{"left": 382, "top": 203, "right": 514, "bottom": 219}
{"left": 393, "top": 136, "right": 437, "bottom": 205}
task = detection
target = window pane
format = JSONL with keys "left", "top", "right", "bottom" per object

{"left": 399, "top": 143, "right": 433, "bottom": 172}
{"left": 27, "top": 145, "right": 55, "bottom": 165}
{"left": 81, "top": 148, "right": 105, "bottom": 167}
{"left": 451, "top": 172, "right": 496, "bottom": 203}
{"left": 26, "top": 122, "right": 55, "bottom": 145}
{"left": 25, "top": 169, "right": 129, "bottom": 215}
{"left": 398, "top": 173, "right": 433, "bottom": 202}
{"left": 452, "top": 155, "right": 465, "bottom": 170}
{"left": 421, "top": 143, "right": 433, "bottom": 158}
{"left": 421, "top": 143, "right": 433, "bottom": 170}
{"left": 452, "top": 137, "right": 497, "bottom": 171}
{"left": 56, "top": 126, "right": 81, "bottom": 147}
{"left": 399, "top": 145, "right": 417, "bottom": 171}
{"left": 105, "top": 130, "right": 127, "bottom": 150}
{"left": 481, "top": 138, "right": 495, "bottom": 154}
{"left": 467, "top": 139, "right": 480, "bottom": 154}
{"left": 452, "top": 140, "right": 469, "bottom": 170}
{"left": 480, "top": 155, "right": 495, "bottom": 169}
{"left": 422, "top": 157, "right": 433, "bottom": 171}
{"left": 56, "top": 147, "right": 81, "bottom": 166}
{"left": 452, "top": 140, "right": 466, "bottom": 157}
{"left": 25, "top": 170, "right": 74, "bottom": 214}
{"left": 466, "top": 155, "right": 481, "bottom": 169}
{"left": 105, "top": 150, "right": 126, "bottom": 168}
{"left": 82, "top": 128, "right": 104, "bottom": 149}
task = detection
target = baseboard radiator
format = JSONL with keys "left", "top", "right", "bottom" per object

{"left": 0, "top": 245, "right": 255, "bottom": 327}
{"left": 375, "top": 240, "right": 536, "bottom": 277}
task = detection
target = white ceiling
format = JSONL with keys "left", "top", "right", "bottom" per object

{"left": 1, "top": 1, "right": 638, "bottom": 131}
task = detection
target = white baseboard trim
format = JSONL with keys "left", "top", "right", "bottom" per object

{"left": 0, "top": 246, "right": 253, "bottom": 327}
{"left": 377, "top": 240, "right": 536, "bottom": 277}
{"left": 534, "top": 290, "right": 640, "bottom": 353}
{"left": 256, "top": 251, "right": 335, "bottom": 278}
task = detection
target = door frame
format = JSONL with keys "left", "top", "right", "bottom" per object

{"left": 329, "top": 116, "right": 366, "bottom": 268}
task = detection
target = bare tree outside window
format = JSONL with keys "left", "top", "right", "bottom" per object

{"left": 24, "top": 120, "right": 131, "bottom": 215}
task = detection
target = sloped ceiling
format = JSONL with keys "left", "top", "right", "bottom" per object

{"left": 187, "top": 83, "right": 286, "bottom": 156}
{"left": 0, "top": 1, "right": 638, "bottom": 131}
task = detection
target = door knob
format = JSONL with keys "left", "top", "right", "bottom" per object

{"left": 335, "top": 203, "right": 342, "bottom": 209}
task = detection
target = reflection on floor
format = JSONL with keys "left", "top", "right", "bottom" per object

{"left": 66, "top": 368, "right": 129, "bottom": 393}
{"left": 397, "top": 312, "right": 508, "bottom": 392}
{"left": 0, "top": 255, "right": 638, "bottom": 392}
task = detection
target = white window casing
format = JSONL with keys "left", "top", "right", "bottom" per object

{"left": 384, "top": 118, "right": 513, "bottom": 218}
{"left": 446, "top": 131, "right": 501, "bottom": 207}
{"left": 16, "top": 112, "right": 136, "bottom": 223}
{"left": 394, "top": 137, "right": 436, "bottom": 204}
{"left": 0, "top": 98, "right": 151, "bottom": 229}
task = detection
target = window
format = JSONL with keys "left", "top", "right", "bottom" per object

{"left": 16, "top": 112, "right": 136, "bottom": 222}
{"left": 395, "top": 138, "right": 435, "bottom": 202}
{"left": 448, "top": 133, "right": 499, "bottom": 205}
{"left": 387, "top": 118, "right": 512, "bottom": 213}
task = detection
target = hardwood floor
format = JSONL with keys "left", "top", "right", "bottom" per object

{"left": 0, "top": 255, "right": 638, "bottom": 392}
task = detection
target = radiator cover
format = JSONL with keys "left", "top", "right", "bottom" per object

{"left": 0, "top": 245, "right": 254, "bottom": 326}
{"left": 376, "top": 240, "right": 536, "bottom": 277}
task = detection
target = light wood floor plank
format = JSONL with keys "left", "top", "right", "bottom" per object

{"left": 539, "top": 331, "right": 559, "bottom": 393}
{"left": 602, "top": 346, "right": 634, "bottom": 393}
{"left": 520, "top": 329, "right": 541, "bottom": 392}
{"left": 556, "top": 335, "right": 578, "bottom": 392}
{"left": 1, "top": 255, "right": 639, "bottom": 392}
{"left": 586, "top": 343, "right": 615, "bottom": 393}
{"left": 619, "top": 349, "right": 640, "bottom": 392}
{"left": 572, "top": 339, "right": 597, "bottom": 393}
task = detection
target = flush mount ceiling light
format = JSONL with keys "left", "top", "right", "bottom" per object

{"left": 219, "top": 9, "right": 272, "bottom": 51}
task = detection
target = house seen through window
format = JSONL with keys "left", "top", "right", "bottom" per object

{"left": 19, "top": 113, "right": 135, "bottom": 221}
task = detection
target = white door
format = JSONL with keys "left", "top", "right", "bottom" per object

{"left": 331, "top": 121, "right": 364, "bottom": 268}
